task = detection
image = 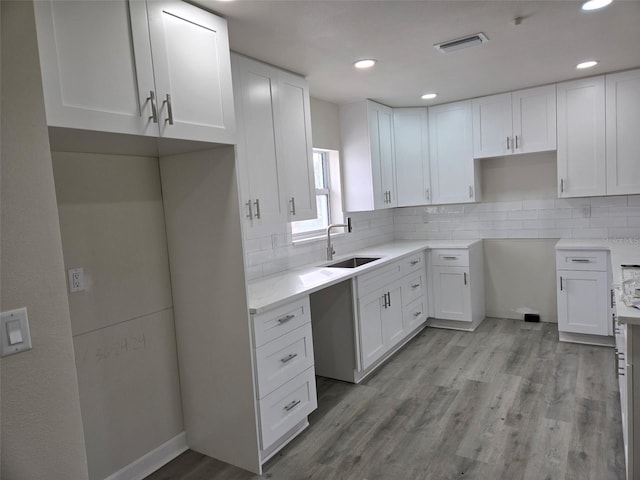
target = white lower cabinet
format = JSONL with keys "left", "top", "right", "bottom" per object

{"left": 251, "top": 297, "right": 317, "bottom": 458}
{"left": 555, "top": 247, "right": 613, "bottom": 345}
{"left": 356, "top": 252, "right": 427, "bottom": 374}
{"left": 428, "top": 242, "right": 485, "bottom": 331}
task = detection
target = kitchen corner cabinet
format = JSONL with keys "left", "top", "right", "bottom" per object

{"left": 472, "top": 85, "right": 556, "bottom": 159}
{"left": 340, "top": 100, "right": 397, "bottom": 211}
{"left": 232, "top": 54, "right": 316, "bottom": 235}
{"left": 33, "top": 0, "right": 235, "bottom": 144}
{"left": 429, "top": 243, "right": 485, "bottom": 331}
{"left": 393, "top": 108, "right": 432, "bottom": 206}
{"left": 555, "top": 248, "right": 613, "bottom": 344}
{"left": 428, "top": 100, "right": 481, "bottom": 204}
{"left": 557, "top": 69, "right": 640, "bottom": 198}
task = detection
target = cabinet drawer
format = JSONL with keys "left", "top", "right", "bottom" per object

{"left": 357, "top": 260, "right": 403, "bottom": 295}
{"left": 555, "top": 249, "right": 608, "bottom": 271}
{"left": 253, "top": 297, "right": 311, "bottom": 348}
{"left": 258, "top": 367, "right": 317, "bottom": 449}
{"left": 402, "top": 273, "right": 425, "bottom": 306}
{"left": 401, "top": 252, "right": 425, "bottom": 275}
{"left": 255, "top": 323, "right": 314, "bottom": 399}
{"left": 404, "top": 297, "right": 427, "bottom": 331}
{"left": 431, "top": 249, "right": 469, "bottom": 267}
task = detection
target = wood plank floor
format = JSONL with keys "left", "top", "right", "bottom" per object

{"left": 146, "top": 318, "right": 625, "bottom": 480}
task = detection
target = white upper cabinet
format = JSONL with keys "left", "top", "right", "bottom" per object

{"left": 606, "top": 69, "right": 640, "bottom": 196}
{"left": 34, "top": 0, "right": 235, "bottom": 144}
{"left": 472, "top": 85, "right": 556, "bottom": 158}
{"left": 393, "top": 108, "right": 431, "bottom": 207}
{"left": 232, "top": 54, "right": 317, "bottom": 233}
{"left": 276, "top": 71, "right": 317, "bottom": 221}
{"left": 341, "top": 100, "right": 397, "bottom": 211}
{"left": 429, "top": 100, "right": 480, "bottom": 204}
{"left": 557, "top": 76, "right": 607, "bottom": 197}
{"left": 146, "top": 1, "right": 235, "bottom": 143}
{"left": 233, "top": 55, "right": 287, "bottom": 232}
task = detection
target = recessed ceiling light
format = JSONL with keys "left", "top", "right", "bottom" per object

{"left": 577, "top": 60, "right": 599, "bottom": 69}
{"left": 421, "top": 93, "right": 437, "bottom": 100}
{"left": 581, "top": 0, "right": 613, "bottom": 11}
{"left": 354, "top": 59, "right": 377, "bottom": 69}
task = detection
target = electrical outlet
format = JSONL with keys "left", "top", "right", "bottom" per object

{"left": 581, "top": 205, "right": 591, "bottom": 218}
{"left": 68, "top": 267, "right": 84, "bottom": 293}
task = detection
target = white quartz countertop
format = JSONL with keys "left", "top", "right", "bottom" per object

{"left": 247, "top": 239, "right": 481, "bottom": 314}
{"left": 556, "top": 238, "right": 640, "bottom": 325}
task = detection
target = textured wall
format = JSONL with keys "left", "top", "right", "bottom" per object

{"left": 0, "top": 2, "right": 88, "bottom": 478}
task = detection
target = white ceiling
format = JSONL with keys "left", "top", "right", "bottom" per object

{"left": 195, "top": 0, "right": 640, "bottom": 107}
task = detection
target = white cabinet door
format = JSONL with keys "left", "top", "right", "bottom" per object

{"left": 277, "top": 70, "right": 317, "bottom": 221}
{"left": 384, "top": 286, "right": 404, "bottom": 348}
{"left": 393, "top": 108, "right": 431, "bottom": 206}
{"left": 432, "top": 266, "right": 471, "bottom": 322}
{"left": 147, "top": 0, "right": 234, "bottom": 143}
{"left": 472, "top": 93, "right": 512, "bottom": 159}
{"left": 557, "top": 76, "right": 606, "bottom": 197}
{"left": 369, "top": 102, "right": 397, "bottom": 209}
{"left": 33, "top": 0, "right": 157, "bottom": 136}
{"left": 557, "top": 270, "right": 608, "bottom": 336}
{"left": 358, "top": 290, "right": 386, "bottom": 370}
{"left": 429, "top": 101, "right": 478, "bottom": 204}
{"left": 512, "top": 84, "right": 556, "bottom": 154}
{"left": 233, "top": 55, "right": 286, "bottom": 232}
{"left": 606, "top": 69, "right": 640, "bottom": 196}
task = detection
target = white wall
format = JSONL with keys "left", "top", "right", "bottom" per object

{"left": 52, "top": 152, "right": 184, "bottom": 480}
{"left": 0, "top": 2, "right": 89, "bottom": 478}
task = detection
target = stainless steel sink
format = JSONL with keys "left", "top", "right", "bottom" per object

{"left": 326, "top": 257, "right": 380, "bottom": 268}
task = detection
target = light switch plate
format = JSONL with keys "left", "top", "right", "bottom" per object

{"left": 1, "top": 307, "right": 32, "bottom": 357}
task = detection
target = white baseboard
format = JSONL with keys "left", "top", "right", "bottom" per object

{"left": 104, "top": 432, "right": 188, "bottom": 480}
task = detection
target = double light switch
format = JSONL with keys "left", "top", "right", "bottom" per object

{"left": 1, "top": 307, "right": 32, "bottom": 357}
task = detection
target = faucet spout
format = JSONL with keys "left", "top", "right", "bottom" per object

{"left": 326, "top": 217, "right": 352, "bottom": 261}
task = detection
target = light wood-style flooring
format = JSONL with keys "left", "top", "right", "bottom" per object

{"left": 146, "top": 318, "right": 625, "bottom": 480}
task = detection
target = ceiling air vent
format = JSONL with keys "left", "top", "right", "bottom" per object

{"left": 434, "top": 33, "right": 489, "bottom": 53}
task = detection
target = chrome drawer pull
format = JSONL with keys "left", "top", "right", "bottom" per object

{"left": 410, "top": 260, "right": 420, "bottom": 265}
{"left": 571, "top": 258, "right": 591, "bottom": 263}
{"left": 280, "top": 353, "right": 298, "bottom": 364}
{"left": 277, "top": 314, "right": 295, "bottom": 324}
{"left": 283, "top": 399, "right": 301, "bottom": 412}
{"left": 442, "top": 256, "right": 458, "bottom": 260}
{"left": 413, "top": 311, "right": 422, "bottom": 318}
{"left": 412, "top": 284, "right": 420, "bottom": 289}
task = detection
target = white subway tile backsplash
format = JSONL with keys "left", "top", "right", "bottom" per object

{"left": 628, "top": 195, "right": 640, "bottom": 206}
{"left": 590, "top": 216, "right": 627, "bottom": 228}
{"left": 590, "top": 196, "right": 628, "bottom": 207}
{"left": 507, "top": 210, "right": 538, "bottom": 221}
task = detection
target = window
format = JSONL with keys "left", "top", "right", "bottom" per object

{"left": 291, "top": 149, "right": 343, "bottom": 240}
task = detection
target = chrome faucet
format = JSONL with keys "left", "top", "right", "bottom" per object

{"left": 326, "top": 217, "right": 352, "bottom": 261}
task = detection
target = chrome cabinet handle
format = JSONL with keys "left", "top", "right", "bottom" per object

{"left": 163, "top": 94, "right": 174, "bottom": 125}
{"left": 463, "top": 272, "right": 467, "bottom": 285}
{"left": 147, "top": 90, "right": 158, "bottom": 123}
{"left": 280, "top": 353, "right": 298, "bottom": 364}
{"left": 507, "top": 136, "right": 510, "bottom": 150}
{"left": 425, "top": 188, "right": 430, "bottom": 201}
{"left": 387, "top": 292, "right": 391, "bottom": 307}
{"left": 560, "top": 276, "right": 563, "bottom": 291}
{"left": 410, "top": 260, "right": 420, "bottom": 265}
{"left": 277, "top": 314, "right": 295, "bottom": 324}
{"left": 443, "top": 256, "right": 458, "bottom": 260}
{"left": 468, "top": 186, "right": 473, "bottom": 199}
{"left": 290, "top": 197, "right": 296, "bottom": 215}
{"left": 571, "top": 258, "right": 591, "bottom": 263}
{"left": 283, "top": 399, "right": 301, "bottom": 412}
{"left": 412, "top": 283, "right": 420, "bottom": 289}
{"left": 515, "top": 135, "right": 519, "bottom": 149}
{"left": 246, "top": 200, "right": 253, "bottom": 220}
{"left": 413, "top": 311, "right": 422, "bottom": 318}
{"left": 560, "top": 178, "right": 565, "bottom": 193}
{"left": 253, "top": 199, "right": 261, "bottom": 219}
